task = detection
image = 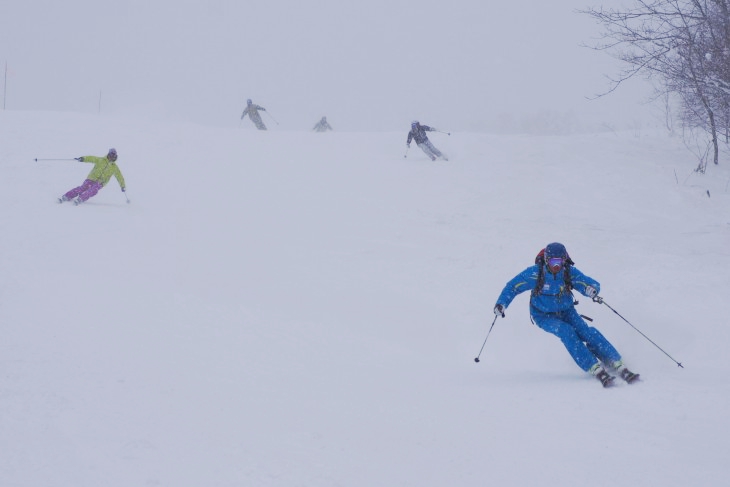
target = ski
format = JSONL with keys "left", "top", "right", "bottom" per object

{"left": 597, "top": 368, "right": 640, "bottom": 388}
{"left": 619, "top": 369, "right": 640, "bottom": 384}
{"left": 596, "top": 369, "right": 616, "bottom": 388}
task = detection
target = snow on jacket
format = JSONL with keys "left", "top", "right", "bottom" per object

{"left": 407, "top": 125, "right": 435, "bottom": 145}
{"left": 495, "top": 264, "right": 600, "bottom": 314}
{"left": 80, "top": 156, "right": 126, "bottom": 189}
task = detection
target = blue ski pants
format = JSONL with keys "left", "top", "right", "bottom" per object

{"left": 531, "top": 306, "right": 621, "bottom": 371}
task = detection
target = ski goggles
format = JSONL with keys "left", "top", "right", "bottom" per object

{"left": 547, "top": 257, "right": 565, "bottom": 271}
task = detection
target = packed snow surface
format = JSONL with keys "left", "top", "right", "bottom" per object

{"left": 1, "top": 111, "right": 728, "bottom": 486}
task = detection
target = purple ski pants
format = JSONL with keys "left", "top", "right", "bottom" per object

{"left": 64, "top": 179, "right": 103, "bottom": 203}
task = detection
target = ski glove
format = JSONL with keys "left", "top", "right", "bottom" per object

{"left": 75, "top": 157, "right": 84, "bottom": 161}
{"left": 121, "top": 187, "right": 126, "bottom": 192}
{"left": 585, "top": 286, "right": 598, "bottom": 298}
{"left": 494, "top": 304, "right": 505, "bottom": 317}
{"left": 407, "top": 143, "right": 410, "bottom": 148}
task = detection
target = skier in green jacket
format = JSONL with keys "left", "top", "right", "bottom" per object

{"left": 58, "top": 148, "right": 126, "bottom": 205}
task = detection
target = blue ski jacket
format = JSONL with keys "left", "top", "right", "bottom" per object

{"left": 495, "top": 264, "right": 600, "bottom": 314}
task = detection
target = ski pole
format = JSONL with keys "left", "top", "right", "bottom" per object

{"left": 264, "top": 111, "right": 279, "bottom": 125}
{"left": 474, "top": 313, "right": 500, "bottom": 363}
{"left": 34, "top": 158, "right": 75, "bottom": 162}
{"left": 593, "top": 296, "right": 684, "bottom": 368}
{"left": 122, "top": 189, "right": 130, "bottom": 204}
{"left": 404, "top": 146, "right": 410, "bottom": 158}
{"left": 436, "top": 130, "right": 451, "bottom": 136}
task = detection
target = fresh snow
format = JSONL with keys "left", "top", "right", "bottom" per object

{"left": 1, "top": 110, "right": 729, "bottom": 486}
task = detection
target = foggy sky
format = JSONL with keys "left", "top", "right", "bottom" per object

{"left": 1, "top": 0, "right": 657, "bottom": 132}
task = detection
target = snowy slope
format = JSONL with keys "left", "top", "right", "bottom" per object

{"left": 1, "top": 111, "right": 729, "bottom": 487}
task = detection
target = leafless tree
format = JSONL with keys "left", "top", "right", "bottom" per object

{"left": 580, "top": 0, "right": 730, "bottom": 168}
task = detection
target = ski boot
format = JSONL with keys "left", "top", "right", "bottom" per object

{"left": 618, "top": 367, "right": 640, "bottom": 384}
{"left": 595, "top": 369, "right": 615, "bottom": 388}
{"left": 612, "top": 360, "right": 640, "bottom": 384}
{"left": 590, "top": 363, "right": 615, "bottom": 388}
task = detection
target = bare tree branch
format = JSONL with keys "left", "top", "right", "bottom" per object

{"left": 579, "top": 0, "right": 730, "bottom": 166}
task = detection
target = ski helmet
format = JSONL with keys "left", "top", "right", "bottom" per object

{"left": 247, "top": 99, "right": 252, "bottom": 105}
{"left": 544, "top": 242, "right": 568, "bottom": 273}
{"left": 107, "top": 148, "right": 118, "bottom": 161}
{"left": 411, "top": 120, "right": 419, "bottom": 129}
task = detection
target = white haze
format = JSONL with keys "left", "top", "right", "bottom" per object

{"left": 2, "top": 0, "right": 655, "bottom": 132}
{"left": 0, "top": 110, "right": 729, "bottom": 486}
{"left": 2, "top": 1, "right": 728, "bottom": 485}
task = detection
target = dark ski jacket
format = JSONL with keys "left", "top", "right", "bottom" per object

{"left": 313, "top": 118, "right": 333, "bottom": 132}
{"left": 407, "top": 125, "right": 435, "bottom": 145}
{"left": 241, "top": 103, "right": 266, "bottom": 121}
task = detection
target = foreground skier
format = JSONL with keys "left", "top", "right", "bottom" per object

{"left": 493, "top": 242, "right": 639, "bottom": 387}
{"left": 58, "top": 148, "right": 126, "bottom": 205}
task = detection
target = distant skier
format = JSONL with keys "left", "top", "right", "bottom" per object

{"left": 241, "top": 99, "right": 267, "bottom": 130}
{"left": 406, "top": 120, "right": 447, "bottom": 161}
{"left": 492, "top": 242, "right": 640, "bottom": 388}
{"left": 58, "top": 148, "right": 126, "bottom": 206}
{"left": 313, "top": 116, "right": 333, "bottom": 132}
